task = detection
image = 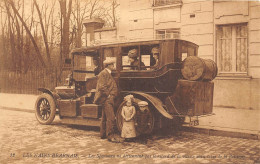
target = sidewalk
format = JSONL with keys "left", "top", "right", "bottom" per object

{"left": 183, "top": 108, "right": 260, "bottom": 140}
{"left": 0, "top": 93, "right": 259, "bottom": 140}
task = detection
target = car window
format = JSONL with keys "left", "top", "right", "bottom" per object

{"left": 73, "top": 54, "right": 97, "bottom": 80}
{"left": 141, "top": 44, "right": 159, "bottom": 70}
{"left": 121, "top": 44, "right": 159, "bottom": 71}
{"left": 103, "top": 48, "right": 117, "bottom": 69}
{"left": 74, "top": 55, "right": 96, "bottom": 71}
{"left": 121, "top": 46, "right": 138, "bottom": 70}
{"left": 182, "top": 43, "right": 196, "bottom": 61}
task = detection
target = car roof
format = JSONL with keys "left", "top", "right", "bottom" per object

{"left": 70, "top": 39, "right": 198, "bottom": 55}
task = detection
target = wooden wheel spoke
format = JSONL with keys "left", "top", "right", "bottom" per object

{"left": 40, "top": 102, "right": 44, "bottom": 109}
{"left": 35, "top": 94, "right": 55, "bottom": 124}
{"left": 45, "top": 113, "right": 48, "bottom": 120}
{"left": 41, "top": 112, "right": 45, "bottom": 119}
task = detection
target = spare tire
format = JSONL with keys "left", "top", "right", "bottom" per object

{"left": 181, "top": 56, "right": 218, "bottom": 81}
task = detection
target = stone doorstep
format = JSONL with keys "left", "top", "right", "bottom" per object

{"left": 181, "top": 125, "right": 260, "bottom": 140}
{"left": 1, "top": 106, "right": 259, "bottom": 140}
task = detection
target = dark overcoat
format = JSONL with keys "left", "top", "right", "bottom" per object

{"left": 93, "top": 69, "right": 118, "bottom": 104}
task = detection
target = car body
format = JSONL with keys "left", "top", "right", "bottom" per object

{"left": 35, "top": 39, "right": 216, "bottom": 135}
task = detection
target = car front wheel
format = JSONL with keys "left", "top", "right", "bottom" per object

{"left": 35, "top": 94, "right": 56, "bottom": 125}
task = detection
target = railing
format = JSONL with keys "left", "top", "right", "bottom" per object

{"left": 153, "top": 0, "right": 182, "bottom": 7}
{"left": 0, "top": 68, "right": 71, "bottom": 94}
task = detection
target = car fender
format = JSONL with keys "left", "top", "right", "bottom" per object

{"left": 123, "top": 91, "right": 173, "bottom": 119}
{"left": 38, "top": 88, "right": 60, "bottom": 101}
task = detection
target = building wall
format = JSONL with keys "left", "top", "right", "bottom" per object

{"left": 117, "top": 0, "right": 154, "bottom": 41}
{"left": 113, "top": 0, "right": 260, "bottom": 109}
{"left": 94, "top": 28, "right": 117, "bottom": 44}
{"left": 181, "top": 0, "right": 214, "bottom": 60}
{"left": 249, "top": 2, "right": 260, "bottom": 78}
{"left": 211, "top": 1, "right": 260, "bottom": 110}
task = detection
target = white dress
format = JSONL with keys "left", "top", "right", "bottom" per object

{"left": 121, "top": 106, "right": 136, "bottom": 138}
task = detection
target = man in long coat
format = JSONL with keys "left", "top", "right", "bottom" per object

{"left": 93, "top": 58, "right": 121, "bottom": 142}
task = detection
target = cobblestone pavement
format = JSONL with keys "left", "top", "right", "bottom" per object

{"left": 0, "top": 108, "right": 259, "bottom": 164}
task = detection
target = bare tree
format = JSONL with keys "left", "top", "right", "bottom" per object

{"left": 7, "top": 0, "right": 47, "bottom": 68}
{"left": 71, "top": 0, "right": 117, "bottom": 48}
{"left": 33, "top": 0, "right": 52, "bottom": 67}
{"left": 1, "top": 0, "right": 118, "bottom": 71}
{"left": 4, "top": 0, "right": 16, "bottom": 69}
{"left": 0, "top": 2, "right": 9, "bottom": 70}
{"left": 59, "top": 0, "right": 72, "bottom": 61}
{"left": 101, "top": 0, "right": 119, "bottom": 27}
{"left": 111, "top": 0, "right": 119, "bottom": 27}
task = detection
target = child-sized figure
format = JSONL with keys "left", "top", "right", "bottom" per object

{"left": 135, "top": 101, "right": 151, "bottom": 134}
{"left": 121, "top": 95, "right": 136, "bottom": 140}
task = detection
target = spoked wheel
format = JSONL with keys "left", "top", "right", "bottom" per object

{"left": 35, "top": 94, "right": 56, "bottom": 125}
{"left": 116, "top": 98, "right": 155, "bottom": 136}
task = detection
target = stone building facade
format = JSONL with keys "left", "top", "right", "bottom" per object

{"left": 91, "top": 0, "right": 260, "bottom": 110}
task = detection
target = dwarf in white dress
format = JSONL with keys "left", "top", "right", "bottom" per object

{"left": 121, "top": 95, "right": 136, "bottom": 139}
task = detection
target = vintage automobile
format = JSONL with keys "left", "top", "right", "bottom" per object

{"left": 35, "top": 39, "right": 217, "bottom": 136}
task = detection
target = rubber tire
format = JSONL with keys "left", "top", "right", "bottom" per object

{"left": 35, "top": 93, "right": 56, "bottom": 125}
{"left": 116, "top": 98, "right": 155, "bottom": 135}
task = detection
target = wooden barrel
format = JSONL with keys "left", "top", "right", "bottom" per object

{"left": 181, "top": 56, "right": 218, "bottom": 81}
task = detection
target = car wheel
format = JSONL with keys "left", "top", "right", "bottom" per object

{"left": 116, "top": 98, "right": 155, "bottom": 136}
{"left": 35, "top": 93, "right": 56, "bottom": 125}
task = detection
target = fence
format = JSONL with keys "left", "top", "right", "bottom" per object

{"left": 0, "top": 68, "right": 71, "bottom": 95}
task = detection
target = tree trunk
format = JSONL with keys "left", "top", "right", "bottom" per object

{"left": 5, "top": 1, "right": 16, "bottom": 70}
{"left": 8, "top": 0, "right": 46, "bottom": 68}
{"left": 34, "top": 0, "right": 52, "bottom": 67}
{"left": 59, "top": 0, "right": 72, "bottom": 59}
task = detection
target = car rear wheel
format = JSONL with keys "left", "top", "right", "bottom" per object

{"left": 116, "top": 98, "right": 155, "bottom": 136}
{"left": 35, "top": 94, "right": 56, "bottom": 125}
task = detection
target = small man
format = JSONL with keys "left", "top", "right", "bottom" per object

{"left": 135, "top": 101, "right": 152, "bottom": 134}
{"left": 121, "top": 95, "right": 137, "bottom": 141}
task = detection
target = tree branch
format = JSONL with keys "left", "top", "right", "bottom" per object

{"left": 8, "top": 0, "right": 46, "bottom": 67}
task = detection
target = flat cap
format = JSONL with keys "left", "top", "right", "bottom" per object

{"left": 128, "top": 49, "right": 138, "bottom": 58}
{"left": 138, "top": 101, "right": 148, "bottom": 107}
{"left": 103, "top": 58, "right": 115, "bottom": 66}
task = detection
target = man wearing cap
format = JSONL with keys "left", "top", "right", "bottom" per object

{"left": 93, "top": 58, "right": 121, "bottom": 142}
{"left": 135, "top": 101, "right": 152, "bottom": 134}
{"left": 128, "top": 49, "right": 146, "bottom": 70}
{"left": 151, "top": 47, "right": 159, "bottom": 68}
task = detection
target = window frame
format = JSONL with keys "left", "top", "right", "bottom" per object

{"left": 153, "top": 0, "right": 182, "bottom": 7}
{"left": 216, "top": 23, "right": 248, "bottom": 76}
{"left": 155, "top": 29, "right": 180, "bottom": 40}
{"left": 120, "top": 44, "right": 160, "bottom": 71}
